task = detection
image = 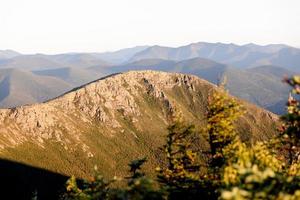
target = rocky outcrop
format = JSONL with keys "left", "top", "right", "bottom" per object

{"left": 0, "top": 71, "right": 209, "bottom": 148}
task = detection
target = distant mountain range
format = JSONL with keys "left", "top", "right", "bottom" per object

{"left": 93, "top": 45, "right": 149, "bottom": 64}
{"left": 0, "top": 42, "right": 298, "bottom": 113}
{"left": 129, "top": 42, "right": 300, "bottom": 72}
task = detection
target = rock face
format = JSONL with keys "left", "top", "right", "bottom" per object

{"left": 0, "top": 71, "right": 278, "bottom": 178}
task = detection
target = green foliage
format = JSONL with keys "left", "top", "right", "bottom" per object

{"left": 220, "top": 76, "right": 300, "bottom": 199}
{"left": 63, "top": 159, "right": 164, "bottom": 200}
{"left": 206, "top": 88, "right": 244, "bottom": 177}
{"left": 156, "top": 120, "right": 210, "bottom": 199}
{"left": 221, "top": 166, "right": 300, "bottom": 200}
{"left": 280, "top": 76, "right": 300, "bottom": 166}
{"left": 157, "top": 122, "right": 200, "bottom": 185}
{"left": 110, "top": 158, "right": 164, "bottom": 200}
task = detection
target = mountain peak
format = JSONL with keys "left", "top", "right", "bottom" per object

{"left": 0, "top": 70, "right": 278, "bottom": 178}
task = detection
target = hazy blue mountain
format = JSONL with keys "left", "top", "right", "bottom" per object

{"left": 93, "top": 46, "right": 149, "bottom": 64}
{"left": 0, "top": 50, "right": 21, "bottom": 60}
{"left": 225, "top": 66, "right": 292, "bottom": 114}
{"left": 129, "top": 45, "right": 177, "bottom": 61}
{"left": 247, "top": 65, "right": 293, "bottom": 78}
{"left": 0, "top": 53, "right": 111, "bottom": 71}
{"left": 0, "top": 68, "right": 72, "bottom": 108}
{"left": 106, "top": 58, "right": 177, "bottom": 72}
{"left": 0, "top": 55, "right": 65, "bottom": 70}
{"left": 33, "top": 67, "right": 101, "bottom": 87}
{"left": 266, "top": 48, "right": 300, "bottom": 72}
{"left": 243, "top": 43, "right": 289, "bottom": 52}
{"left": 171, "top": 57, "right": 227, "bottom": 84}
{"left": 173, "top": 62, "right": 292, "bottom": 114}
{"left": 117, "top": 57, "right": 227, "bottom": 84}
{"left": 2, "top": 42, "right": 297, "bottom": 71}
{"left": 47, "top": 53, "right": 111, "bottom": 68}
{"left": 245, "top": 65, "right": 293, "bottom": 114}
{"left": 129, "top": 42, "right": 299, "bottom": 71}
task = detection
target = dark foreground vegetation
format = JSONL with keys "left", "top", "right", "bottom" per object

{"left": 60, "top": 76, "right": 300, "bottom": 200}
{"left": 0, "top": 159, "right": 68, "bottom": 200}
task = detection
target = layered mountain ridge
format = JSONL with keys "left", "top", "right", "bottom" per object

{"left": 129, "top": 42, "right": 300, "bottom": 71}
{"left": 0, "top": 42, "right": 297, "bottom": 113}
{"left": 0, "top": 71, "right": 278, "bottom": 178}
{"left": 0, "top": 68, "right": 72, "bottom": 108}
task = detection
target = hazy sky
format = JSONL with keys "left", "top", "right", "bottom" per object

{"left": 0, "top": 0, "right": 299, "bottom": 54}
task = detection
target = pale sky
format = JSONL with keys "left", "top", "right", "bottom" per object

{"left": 0, "top": 0, "right": 299, "bottom": 54}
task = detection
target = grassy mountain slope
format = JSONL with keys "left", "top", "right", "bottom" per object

{"left": 0, "top": 71, "right": 278, "bottom": 179}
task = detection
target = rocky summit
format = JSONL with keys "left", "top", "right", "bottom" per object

{"left": 0, "top": 71, "right": 278, "bottom": 178}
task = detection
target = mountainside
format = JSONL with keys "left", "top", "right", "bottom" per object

{"left": 94, "top": 46, "right": 150, "bottom": 64}
{"left": 225, "top": 66, "right": 291, "bottom": 114}
{"left": 129, "top": 42, "right": 300, "bottom": 71}
{"left": 171, "top": 57, "right": 228, "bottom": 84}
{"left": 0, "top": 68, "right": 72, "bottom": 108}
{"left": 0, "top": 55, "right": 65, "bottom": 70}
{"left": 248, "top": 65, "right": 294, "bottom": 77}
{"left": 0, "top": 53, "right": 111, "bottom": 71}
{"left": 0, "top": 71, "right": 278, "bottom": 179}
{"left": 33, "top": 67, "right": 100, "bottom": 87}
{"left": 266, "top": 48, "right": 300, "bottom": 72}
{"left": 0, "top": 50, "right": 21, "bottom": 60}
{"left": 109, "top": 58, "right": 177, "bottom": 72}
{"left": 173, "top": 63, "right": 292, "bottom": 114}
{"left": 47, "top": 53, "right": 111, "bottom": 68}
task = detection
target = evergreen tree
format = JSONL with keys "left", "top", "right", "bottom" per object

{"left": 157, "top": 120, "right": 209, "bottom": 199}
